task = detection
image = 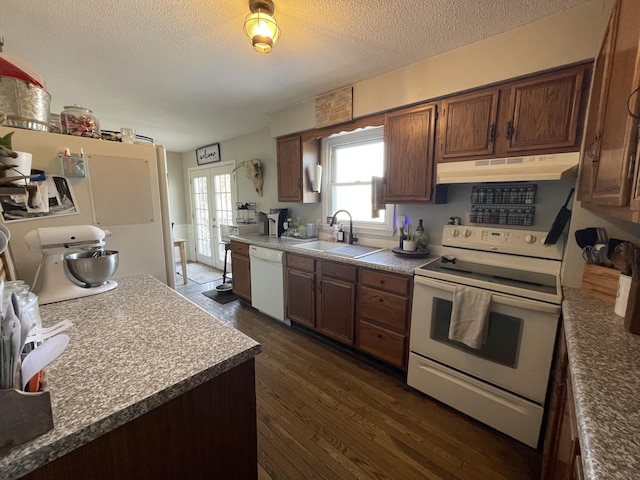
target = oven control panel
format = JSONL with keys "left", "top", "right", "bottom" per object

{"left": 442, "top": 225, "right": 563, "bottom": 260}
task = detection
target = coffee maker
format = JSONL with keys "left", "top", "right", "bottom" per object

{"left": 267, "top": 208, "right": 288, "bottom": 237}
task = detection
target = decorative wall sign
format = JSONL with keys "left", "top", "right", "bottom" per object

{"left": 315, "top": 86, "right": 353, "bottom": 128}
{"left": 196, "top": 143, "right": 221, "bottom": 165}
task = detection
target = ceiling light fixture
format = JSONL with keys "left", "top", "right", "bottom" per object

{"left": 244, "top": 0, "right": 280, "bottom": 53}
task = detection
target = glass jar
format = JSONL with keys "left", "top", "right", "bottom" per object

{"left": 60, "top": 105, "right": 101, "bottom": 138}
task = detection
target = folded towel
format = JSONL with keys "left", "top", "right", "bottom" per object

{"left": 448, "top": 286, "right": 492, "bottom": 349}
{"left": 371, "top": 176, "right": 385, "bottom": 218}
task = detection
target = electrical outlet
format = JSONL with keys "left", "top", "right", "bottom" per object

{"left": 397, "top": 216, "right": 406, "bottom": 228}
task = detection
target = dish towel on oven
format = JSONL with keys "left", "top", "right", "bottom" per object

{"left": 448, "top": 285, "right": 491, "bottom": 349}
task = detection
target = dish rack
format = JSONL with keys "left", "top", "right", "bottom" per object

{"left": 469, "top": 184, "right": 537, "bottom": 226}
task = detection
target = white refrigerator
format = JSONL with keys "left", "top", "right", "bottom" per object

{"left": 0, "top": 126, "right": 175, "bottom": 289}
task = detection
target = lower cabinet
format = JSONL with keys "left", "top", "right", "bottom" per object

{"left": 541, "top": 325, "right": 584, "bottom": 480}
{"left": 317, "top": 261, "right": 357, "bottom": 344}
{"left": 285, "top": 253, "right": 316, "bottom": 328}
{"left": 357, "top": 269, "right": 412, "bottom": 369}
{"left": 230, "top": 240, "right": 251, "bottom": 301}
{"left": 285, "top": 253, "right": 412, "bottom": 370}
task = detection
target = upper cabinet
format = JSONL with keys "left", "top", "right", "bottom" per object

{"left": 437, "top": 63, "right": 590, "bottom": 164}
{"left": 384, "top": 103, "right": 439, "bottom": 203}
{"left": 437, "top": 88, "right": 500, "bottom": 161}
{"left": 276, "top": 135, "right": 320, "bottom": 203}
{"left": 504, "top": 66, "right": 586, "bottom": 153}
{"left": 578, "top": 0, "right": 640, "bottom": 222}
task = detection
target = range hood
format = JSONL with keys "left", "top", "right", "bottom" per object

{"left": 436, "top": 152, "right": 580, "bottom": 184}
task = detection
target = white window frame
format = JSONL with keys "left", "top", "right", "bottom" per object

{"left": 322, "top": 126, "right": 394, "bottom": 237}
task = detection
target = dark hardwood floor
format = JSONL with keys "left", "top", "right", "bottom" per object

{"left": 178, "top": 278, "right": 541, "bottom": 480}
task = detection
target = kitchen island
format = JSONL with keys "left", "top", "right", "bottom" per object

{"left": 562, "top": 288, "right": 640, "bottom": 479}
{"left": 0, "top": 275, "right": 261, "bottom": 479}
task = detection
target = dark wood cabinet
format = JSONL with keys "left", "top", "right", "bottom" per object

{"left": 276, "top": 135, "right": 320, "bottom": 203}
{"left": 286, "top": 253, "right": 415, "bottom": 368}
{"left": 384, "top": 103, "right": 438, "bottom": 203}
{"left": 437, "top": 88, "right": 500, "bottom": 162}
{"left": 286, "top": 254, "right": 357, "bottom": 347}
{"left": 230, "top": 240, "right": 251, "bottom": 301}
{"left": 437, "top": 64, "right": 589, "bottom": 165}
{"left": 285, "top": 253, "right": 316, "bottom": 328}
{"left": 357, "top": 269, "right": 412, "bottom": 369}
{"left": 578, "top": 0, "right": 640, "bottom": 222}
{"left": 504, "top": 66, "right": 585, "bottom": 153}
{"left": 541, "top": 325, "right": 584, "bottom": 480}
{"left": 317, "top": 261, "right": 357, "bottom": 344}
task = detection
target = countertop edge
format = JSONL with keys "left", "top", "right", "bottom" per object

{"left": 561, "top": 288, "right": 640, "bottom": 480}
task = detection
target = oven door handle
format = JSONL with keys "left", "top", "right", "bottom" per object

{"left": 414, "top": 276, "right": 561, "bottom": 315}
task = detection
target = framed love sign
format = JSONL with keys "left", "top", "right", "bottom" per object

{"left": 196, "top": 143, "right": 221, "bottom": 165}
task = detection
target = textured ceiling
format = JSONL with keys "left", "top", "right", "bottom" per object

{"left": 2, "top": 0, "right": 593, "bottom": 152}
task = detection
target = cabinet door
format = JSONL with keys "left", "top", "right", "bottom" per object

{"left": 384, "top": 103, "right": 437, "bottom": 203}
{"left": 578, "top": 7, "right": 617, "bottom": 202}
{"left": 277, "top": 136, "right": 303, "bottom": 202}
{"left": 590, "top": 0, "right": 640, "bottom": 207}
{"left": 276, "top": 136, "right": 320, "bottom": 203}
{"left": 317, "top": 276, "right": 355, "bottom": 344}
{"left": 286, "top": 269, "right": 315, "bottom": 328}
{"left": 230, "top": 253, "right": 251, "bottom": 301}
{"left": 437, "top": 88, "right": 499, "bottom": 162}
{"left": 504, "top": 66, "right": 585, "bottom": 154}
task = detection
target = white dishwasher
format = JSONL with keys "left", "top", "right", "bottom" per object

{"left": 249, "top": 245, "right": 288, "bottom": 325}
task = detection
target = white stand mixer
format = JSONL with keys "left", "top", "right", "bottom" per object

{"left": 25, "top": 225, "right": 118, "bottom": 305}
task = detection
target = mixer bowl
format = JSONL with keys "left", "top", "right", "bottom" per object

{"left": 65, "top": 250, "right": 119, "bottom": 287}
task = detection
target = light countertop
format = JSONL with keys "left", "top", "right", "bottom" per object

{"left": 0, "top": 275, "right": 261, "bottom": 479}
{"left": 562, "top": 288, "right": 640, "bottom": 480}
{"left": 230, "top": 234, "right": 431, "bottom": 275}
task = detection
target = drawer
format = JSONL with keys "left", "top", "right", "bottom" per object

{"left": 230, "top": 241, "right": 250, "bottom": 256}
{"left": 359, "top": 286, "right": 408, "bottom": 332}
{"left": 361, "top": 269, "right": 409, "bottom": 295}
{"left": 321, "top": 260, "right": 357, "bottom": 282}
{"left": 287, "top": 253, "right": 315, "bottom": 272}
{"left": 359, "top": 321, "right": 406, "bottom": 369}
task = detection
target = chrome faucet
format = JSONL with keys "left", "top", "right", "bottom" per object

{"left": 331, "top": 210, "right": 358, "bottom": 244}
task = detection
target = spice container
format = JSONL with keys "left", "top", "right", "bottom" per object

{"left": 60, "top": 105, "right": 101, "bottom": 138}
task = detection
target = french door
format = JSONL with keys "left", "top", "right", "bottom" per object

{"left": 189, "top": 162, "right": 236, "bottom": 269}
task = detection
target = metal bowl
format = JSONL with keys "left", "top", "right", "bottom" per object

{"left": 65, "top": 250, "right": 119, "bottom": 287}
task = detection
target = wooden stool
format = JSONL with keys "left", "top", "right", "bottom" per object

{"left": 173, "top": 238, "right": 188, "bottom": 285}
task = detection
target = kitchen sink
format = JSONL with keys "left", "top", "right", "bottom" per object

{"left": 293, "top": 241, "right": 384, "bottom": 258}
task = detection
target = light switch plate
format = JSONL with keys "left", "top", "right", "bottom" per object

{"left": 397, "top": 216, "right": 406, "bottom": 228}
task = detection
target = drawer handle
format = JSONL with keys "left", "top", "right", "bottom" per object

{"left": 379, "top": 280, "right": 385, "bottom": 285}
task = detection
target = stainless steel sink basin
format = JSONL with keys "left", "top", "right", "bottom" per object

{"left": 293, "top": 241, "right": 384, "bottom": 258}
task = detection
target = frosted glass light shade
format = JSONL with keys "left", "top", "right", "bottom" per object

{"left": 244, "top": 10, "right": 280, "bottom": 53}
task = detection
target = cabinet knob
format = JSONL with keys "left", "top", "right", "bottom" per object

{"left": 379, "top": 280, "right": 385, "bottom": 285}
{"left": 378, "top": 298, "right": 384, "bottom": 303}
